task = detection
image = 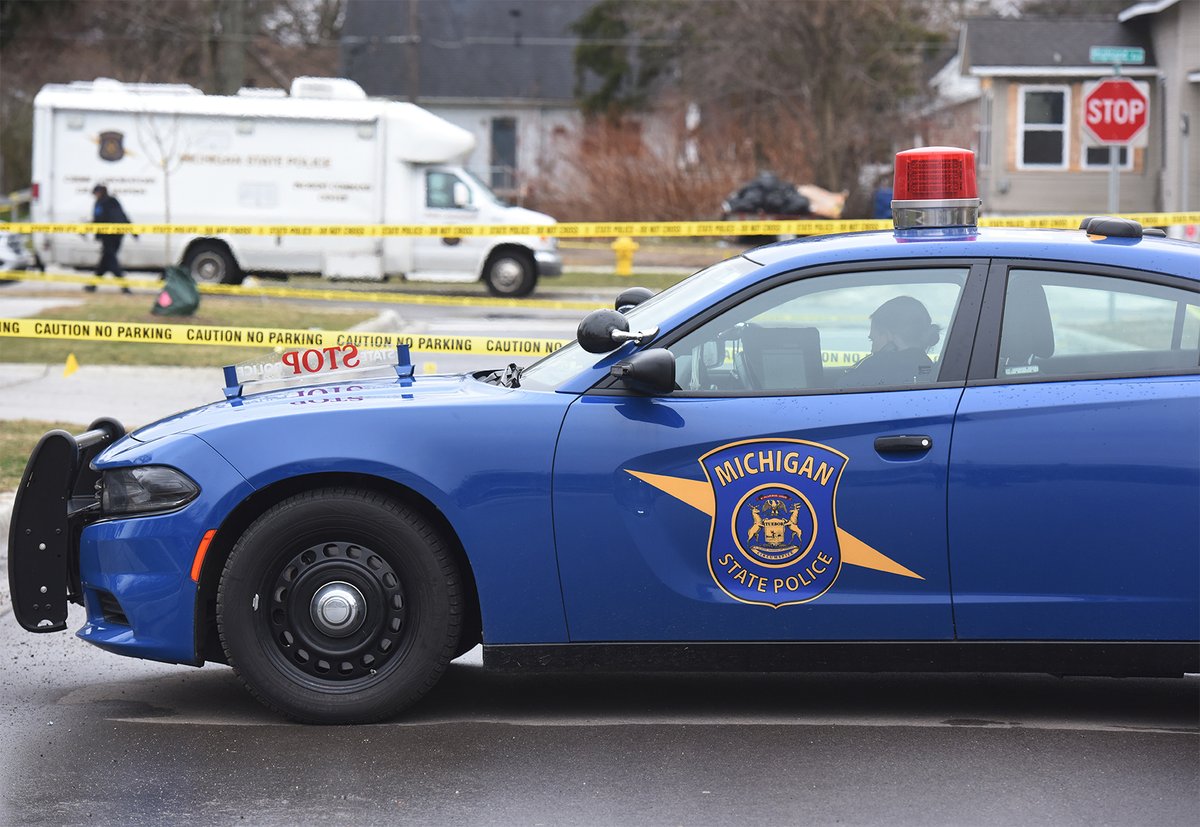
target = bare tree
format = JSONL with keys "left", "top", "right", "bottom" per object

{"left": 616, "top": 0, "right": 948, "bottom": 192}
{"left": 134, "top": 108, "right": 191, "bottom": 263}
{"left": 0, "top": 0, "right": 342, "bottom": 189}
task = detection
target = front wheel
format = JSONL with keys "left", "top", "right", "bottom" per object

{"left": 483, "top": 249, "right": 537, "bottom": 297}
{"left": 184, "top": 242, "right": 242, "bottom": 285}
{"left": 217, "top": 488, "right": 463, "bottom": 723}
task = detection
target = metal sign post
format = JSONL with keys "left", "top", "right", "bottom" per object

{"left": 1110, "top": 63, "right": 1122, "bottom": 214}
{"left": 1088, "top": 46, "right": 1147, "bottom": 213}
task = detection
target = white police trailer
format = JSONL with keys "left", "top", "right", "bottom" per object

{"left": 30, "top": 77, "right": 561, "bottom": 297}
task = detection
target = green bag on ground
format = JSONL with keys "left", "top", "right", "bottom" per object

{"left": 151, "top": 265, "right": 200, "bottom": 316}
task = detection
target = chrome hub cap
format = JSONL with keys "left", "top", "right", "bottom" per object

{"left": 491, "top": 258, "right": 522, "bottom": 290}
{"left": 264, "top": 541, "right": 407, "bottom": 682}
{"left": 310, "top": 581, "right": 365, "bottom": 637}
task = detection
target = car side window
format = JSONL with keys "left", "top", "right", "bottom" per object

{"left": 426, "top": 171, "right": 465, "bottom": 209}
{"left": 669, "top": 268, "right": 967, "bottom": 394}
{"left": 997, "top": 269, "right": 1200, "bottom": 380}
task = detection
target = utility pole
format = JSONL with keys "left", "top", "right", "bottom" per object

{"left": 215, "top": 0, "right": 247, "bottom": 95}
{"left": 406, "top": 0, "right": 421, "bottom": 103}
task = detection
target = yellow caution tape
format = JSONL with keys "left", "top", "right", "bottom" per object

{"left": 0, "top": 316, "right": 569, "bottom": 356}
{"left": 4, "top": 212, "right": 1199, "bottom": 238}
{"left": 0, "top": 270, "right": 604, "bottom": 311}
{"left": 6, "top": 220, "right": 861, "bottom": 237}
{"left": 979, "top": 212, "right": 1200, "bottom": 229}
{"left": 0, "top": 315, "right": 888, "bottom": 367}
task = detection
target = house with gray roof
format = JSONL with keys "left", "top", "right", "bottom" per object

{"left": 959, "top": 0, "right": 1198, "bottom": 227}
{"left": 340, "top": 0, "right": 597, "bottom": 203}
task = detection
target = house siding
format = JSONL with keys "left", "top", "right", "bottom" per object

{"left": 981, "top": 77, "right": 1159, "bottom": 214}
{"left": 1145, "top": 0, "right": 1200, "bottom": 212}
{"left": 965, "top": 4, "right": 1198, "bottom": 218}
{"left": 418, "top": 102, "right": 581, "bottom": 201}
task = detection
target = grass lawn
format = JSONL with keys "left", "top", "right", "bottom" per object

{"left": 271, "top": 267, "right": 697, "bottom": 294}
{"left": 1, "top": 293, "right": 375, "bottom": 367}
{"left": 0, "top": 419, "right": 90, "bottom": 491}
{"left": 549, "top": 270, "right": 692, "bottom": 291}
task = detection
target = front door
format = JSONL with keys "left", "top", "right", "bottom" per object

{"left": 553, "top": 263, "right": 985, "bottom": 642}
{"left": 413, "top": 168, "right": 488, "bottom": 277}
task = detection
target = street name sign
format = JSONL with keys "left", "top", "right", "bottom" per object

{"left": 1089, "top": 46, "right": 1146, "bottom": 65}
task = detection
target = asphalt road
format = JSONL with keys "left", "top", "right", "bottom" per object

{"left": 0, "top": 606, "right": 1196, "bottom": 826}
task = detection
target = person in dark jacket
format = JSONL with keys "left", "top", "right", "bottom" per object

{"left": 838, "top": 295, "right": 941, "bottom": 388}
{"left": 88, "top": 184, "right": 132, "bottom": 293}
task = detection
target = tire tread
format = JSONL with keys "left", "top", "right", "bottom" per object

{"left": 217, "top": 487, "right": 463, "bottom": 723}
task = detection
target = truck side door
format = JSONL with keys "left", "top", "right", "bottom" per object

{"left": 411, "top": 168, "right": 489, "bottom": 278}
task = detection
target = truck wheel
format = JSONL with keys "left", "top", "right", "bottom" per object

{"left": 217, "top": 488, "right": 463, "bottom": 724}
{"left": 484, "top": 249, "right": 537, "bottom": 297}
{"left": 184, "top": 242, "right": 242, "bottom": 285}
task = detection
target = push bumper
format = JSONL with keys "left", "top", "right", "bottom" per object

{"left": 7, "top": 419, "right": 125, "bottom": 632}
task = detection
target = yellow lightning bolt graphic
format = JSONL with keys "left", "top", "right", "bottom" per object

{"left": 626, "top": 469, "right": 924, "bottom": 580}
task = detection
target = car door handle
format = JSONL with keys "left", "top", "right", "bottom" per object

{"left": 874, "top": 435, "right": 933, "bottom": 453}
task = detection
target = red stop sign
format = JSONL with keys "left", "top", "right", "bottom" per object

{"left": 1083, "top": 79, "right": 1149, "bottom": 144}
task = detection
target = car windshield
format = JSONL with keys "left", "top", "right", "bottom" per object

{"left": 517, "top": 255, "right": 760, "bottom": 390}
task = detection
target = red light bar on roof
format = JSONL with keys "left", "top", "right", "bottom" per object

{"left": 891, "top": 147, "right": 981, "bottom": 230}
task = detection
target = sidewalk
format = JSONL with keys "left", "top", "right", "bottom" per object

{"left": 0, "top": 362, "right": 222, "bottom": 424}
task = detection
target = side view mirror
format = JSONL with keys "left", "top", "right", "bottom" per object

{"left": 576, "top": 308, "right": 659, "bottom": 354}
{"left": 610, "top": 348, "right": 676, "bottom": 395}
{"left": 452, "top": 181, "right": 471, "bottom": 208}
{"left": 614, "top": 286, "right": 655, "bottom": 313}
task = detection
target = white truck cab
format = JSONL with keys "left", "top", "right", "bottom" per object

{"left": 31, "top": 77, "right": 562, "bottom": 297}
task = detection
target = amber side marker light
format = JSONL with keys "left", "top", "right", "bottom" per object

{"left": 891, "top": 146, "right": 981, "bottom": 230}
{"left": 191, "top": 529, "right": 218, "bottom": 582}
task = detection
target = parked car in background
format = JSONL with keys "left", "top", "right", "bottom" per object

{"left": 0, "top": 230, "right": 36, "bottom": 272}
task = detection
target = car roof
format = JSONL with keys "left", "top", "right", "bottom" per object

{"left": 743, "top": 227, "right": 1200, "bottom": 283}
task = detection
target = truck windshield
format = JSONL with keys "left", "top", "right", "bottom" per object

{"left": 517, "top": 255, "right": 759, "bottom": 391}
{"left": 462, "top": 169, "right": 508, "bottom": 207}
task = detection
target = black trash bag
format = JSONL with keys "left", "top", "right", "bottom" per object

{"left": 151, "top": 265, "right": 200, "bottom": 316}
{"left": 724, "top": 172, "right": 810, "bottom": 216}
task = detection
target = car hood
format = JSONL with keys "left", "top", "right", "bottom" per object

{"left": 128, "top": 372, "right": 502, "bottom": 443}
{"left": 504, "top": 206, "right": 556, "bottom": 225}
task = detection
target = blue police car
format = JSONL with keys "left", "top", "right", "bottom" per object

{"left": 9, "top": 148, "right": 1199, "bottom": 723}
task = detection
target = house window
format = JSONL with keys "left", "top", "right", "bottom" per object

{"left": 1018, "top": 85, "right": 1069, "bottom": 169}
{"left": 1082, "top": 145, "right": 1132, "bottom": 170}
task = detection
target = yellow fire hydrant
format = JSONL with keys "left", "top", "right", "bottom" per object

{"left": 611, "top": 236, "right": 639, "bottom": 276}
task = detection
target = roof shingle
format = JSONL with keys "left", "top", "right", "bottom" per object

{"left": 964, "top": 18, "right": 1155, "bottom": 71}
{"left": 341, "top": 0, "right": 598, "bottom": 102}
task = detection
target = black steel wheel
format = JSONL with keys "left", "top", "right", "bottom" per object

{"left": 217, "top": 488, "right": 462, "bottom": 723}
{"left": 483, "top": 249, "right": 537, "bottom": 297}
{"left": 184, "top": 241, "right": 242, "bottom": 285}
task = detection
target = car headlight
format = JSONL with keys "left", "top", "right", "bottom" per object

{"left": 101, "top": 466, "right": 200, "bottom": 516}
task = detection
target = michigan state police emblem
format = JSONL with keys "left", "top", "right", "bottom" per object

{"left": 701, "top": 438, "right": 848, "bottom": 607}
{"left": 98, "top": 131, "right": 125, "bottom": 162}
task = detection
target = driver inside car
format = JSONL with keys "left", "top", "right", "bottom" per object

{"left": 838, "top": 295, "right": 941, "bottom": 388}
